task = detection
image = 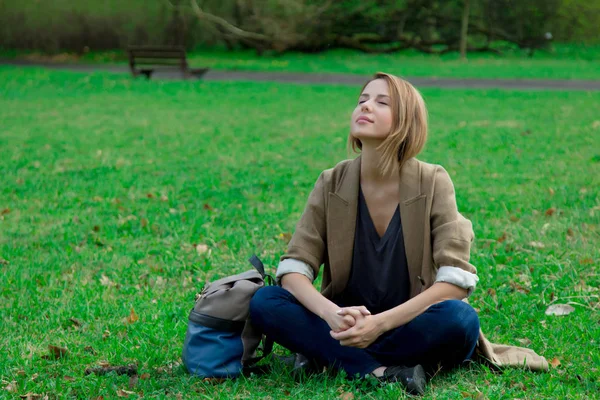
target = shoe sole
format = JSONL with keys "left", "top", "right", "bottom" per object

{"left": 405, "top": 364, "right": 426, "bottom": 396}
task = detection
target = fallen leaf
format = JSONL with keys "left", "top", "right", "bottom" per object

{"left": 64, "top": 376, "right": 75, "bottom": 381}
{"left": 545, "top": 208, "right": 556, "bottom": 216}
{"left": 140, "top": 218, "right": 148, "bottom": 228}
{"left": 30, "top": 373, "right": 38, "bottom": 381}
{"left": 496, "top": 232, "right": 507, "bottom": 243}
{"left": 128, "top": 375, "right": 138, "bottom": 389}
{"left": 146, "top": 193, "right": 154, "bottom": 199}
{"left": 98, "top": 360, "right": 110, "bottom": 367}
{"left": 92, "top": 225, "right": 100, "bottom": 232}
{"left": 550, "top": 357, "right": 561, "bottom": 367}
{"left": 278, "top": 232, "right": 292, "bottom": 243}
{"left": 4, "top": 380, "right": 17, "bottom": 392}
{"left": 548, "top": 188, "right": 555, "bottom": 196}
{"left": 196, "top": 244, "right": 209, "bottom": 255}
{"left": 84, "top": 346, "right": 97, "bottom": 354}
{"left": 47, "top": 345, "right": 69, "bottom": 359}
{"left": 339, "top": 392, "right": 354, "bottom": 400}
{"left": 19, "top": 393, "right": 44, "bottom": 400}
{"left": 124, "top": 308, "right": 139, "bottom": 324}
{"left": 117, "top": 389, "right": 136, "bottom": 398}
{"left": 529, "top": 241, "right": 545, "bottom": 249}
{"left": 70, "top": 317, "right": 83, "bottom": 327}
{"left": 592, "top": 120, "right": 600, "bottom": 129}
{"left": 17, "top": 370, "right": 26, "bottom": 376}
{"left": 85, "top": 364, "right": 137, "bottom": 377}
{"left": 545, "top": 304, "right": 575, "bottom": 316}
{"left": 99, "top": 274, "right": 114, "bottom": 287}
{"left": 1, "top": 208, "right": 10, "bottom": 215}
{"left": 203, "top": 203, "right": 213, "bottom": 211}
{"left": 0, "top": 257, "right": 8, "bottom": 265}
{"left": 516, "top": 338, "right": 532, "bottom": 346}
{"left": 160, "top": 195, "right": 169, "bottom": 202}
{"left": 140, "top": 373, "right": 150, "bottom": 380}
{"left": 580, "top": 258, "right": 594, "bottom": 265}
{"left": 487, "top": 288, "right": 497, "bottom": 298}
{"left": 567, "top": 228, "right": 575, "bottom": 237}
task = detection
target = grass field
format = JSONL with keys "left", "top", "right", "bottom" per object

{"left": 3, "top": 43, "right": 600, "bottom": 80}
{"left": 0, "top": 66, "right": 599, "bottom": 399}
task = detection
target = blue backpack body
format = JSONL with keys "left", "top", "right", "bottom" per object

{"left": 182, "top": 256, "right": 273, "bottom": 378}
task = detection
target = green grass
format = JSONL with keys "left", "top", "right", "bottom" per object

{"left": 1, "top": 66, "right": 599, "bottom": 399}
{"left": 4, "top": 43, "right": 600, "bottom": 80}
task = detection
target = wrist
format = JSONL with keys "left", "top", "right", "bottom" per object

{"left": 318, "top": 301, "right": 339, "bottom": 320}
{"left": 374, "top": 312, "right": 389, "bottom": 334}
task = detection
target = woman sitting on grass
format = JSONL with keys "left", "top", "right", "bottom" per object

{"left": 249, "top": 72, "right": 547, "bottom": 396}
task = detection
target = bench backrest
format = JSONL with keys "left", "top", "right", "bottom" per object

{"left": 127, "top": 46, "right": 188, "bottom": 68}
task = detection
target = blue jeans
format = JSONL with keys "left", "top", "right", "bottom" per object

{"left": 249, "top": 286, "right": 480, "bottom": 378}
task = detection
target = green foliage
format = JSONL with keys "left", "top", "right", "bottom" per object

{"left": 0, "top": 67, "right": 599, "bottom": 398}
{"left": 1, "top": 0, "right": 599, "bottom": 53}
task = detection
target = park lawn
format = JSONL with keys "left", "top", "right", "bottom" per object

{"left": 0, "top": 66, "right": 599, "bottom": 399}
{"left": 3, "top": 43, "right": 600, "bottom": 80}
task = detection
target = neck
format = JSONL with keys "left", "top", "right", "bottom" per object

{"left": 359, "top": 140, "right": 397, "bottom": 184}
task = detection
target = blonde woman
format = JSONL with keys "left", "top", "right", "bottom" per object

{"left": 250, "top": 73, "right": 546, "bottom": 395}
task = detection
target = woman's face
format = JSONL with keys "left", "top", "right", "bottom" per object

{"left": 350, "top": 79, "right": 393, "bottom": 142}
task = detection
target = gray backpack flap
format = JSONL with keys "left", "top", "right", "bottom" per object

{"left": 182, "top": 256, "right": 273, "bottom": 378}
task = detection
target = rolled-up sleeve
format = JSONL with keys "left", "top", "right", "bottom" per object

{"left": 430, "top": 166, "right": 479, "bottom": 295}
{"left": 279, "top": 172, "right": 328, "bottom": 281}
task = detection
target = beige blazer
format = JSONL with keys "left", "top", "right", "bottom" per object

{"left": 282, "top": 156, "right": 549, "bottom": 371}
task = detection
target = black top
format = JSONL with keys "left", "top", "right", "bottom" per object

{"left": 335, "top": 188, "right": 410, "bottom": 314}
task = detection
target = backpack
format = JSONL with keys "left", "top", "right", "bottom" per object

{"left": 182, "top": 255, "right": 274, "bottom": 378}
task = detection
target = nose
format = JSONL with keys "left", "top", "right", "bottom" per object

{"left": 360, "top": 100, "right": 372, "bottom": 112}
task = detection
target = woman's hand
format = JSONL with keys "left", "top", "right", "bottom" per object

{"left": 329, "top": 312, "right": 384, "bottom": 348}
{"left": 323, "top": 306, "right": 371, "bottom": 333}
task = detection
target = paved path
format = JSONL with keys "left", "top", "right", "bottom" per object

{"left": 2, "top": 58, "right": 599, "bottom": 91}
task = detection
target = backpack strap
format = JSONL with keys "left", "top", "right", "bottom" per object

{"left": 248, "top": 254, "right": 275, "bottom": 286}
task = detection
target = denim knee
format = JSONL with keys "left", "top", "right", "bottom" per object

{"left": 249, "top": 286, "right": 288, "bottom": 325}
{"left": 440, "top": 300, "right": 480, "bottom": 342}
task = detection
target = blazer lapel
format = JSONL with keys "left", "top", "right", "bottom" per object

{"left": 326, "top": 157, "right": 360, "bottom": 296}
{"left": 398, "top": 158, "right": 427, "bottom": 298}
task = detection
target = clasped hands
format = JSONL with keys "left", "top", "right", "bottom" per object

{"left": 325, "top": 305, "right": 385, "bottom": 349}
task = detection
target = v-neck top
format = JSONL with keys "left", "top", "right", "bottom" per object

{"left": 334, "top": 188, "right": 410, "bottom": 314}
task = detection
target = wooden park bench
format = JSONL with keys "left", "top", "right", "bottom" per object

{"left": 126, "top": 46, "right": 208, "bottom": 79}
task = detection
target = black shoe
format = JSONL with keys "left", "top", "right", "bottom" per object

{"left": 380, "top": 364, "right": 426, "bottom": 396}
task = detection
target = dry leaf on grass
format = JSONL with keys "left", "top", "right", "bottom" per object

{"left": 545, "top": 304, "right": 575, "bottom": 316}
{"left": 516, "top": 338, "right": 532, "bottom": 346}
{"left": 339, "top": 392, "right": 354, "bottom": 400}
{"left": 47, "top": 345, "right": 69, "bottom": 359}
{"left": 117, "top": 389, "right": 136, "bottom": 398}
{"left": 545, "top": 208, "right": 556, "bottom": 216}
{"left": 4, "top": 381, "right": 18, "bottom": 393}
{"left": 99, "top": 274, "right": 115, "bottom": 287}
{"left": 128, "top": 375, "right": 138, "bottom": 389}
{"left": 19, "top": 394, "right": 46, "bottom": 400}
{"left": 196, "top": 244, "right": 209, "bottom": 255}
{"left": 529, "top": 241, "right": 545, "bottom": 249}
{"left": 0, "top": 257, "right": 9, "bottom": 265}
{"left": 140, "top": 373, "right": 150, "bottom": 380}
{"left": 123, "top": 308, "right": 139, "bottom": 324}
{"left": 85, "top": 364, "right": 138, "bottom": 377}
{"left": 550, "top": 357, "right": 561, "bottom": 367}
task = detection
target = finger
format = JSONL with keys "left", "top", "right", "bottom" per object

{"left": 354, "top": 306, "right": 371, "bottom": 316}
{"left": 337, "top": 308, "right": 363, "bottom": 320}
{"left": 342, "top": 315, "right": 356, "bottom": 327}
{"left": 331, "top": 328, "right": 355, "bottom": 340}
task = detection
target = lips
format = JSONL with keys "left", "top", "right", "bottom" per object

{"left": 356, "top": 116, "right": 374, "bottom": 123}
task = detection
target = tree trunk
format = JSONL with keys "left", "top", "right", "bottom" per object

{"left": 459, "top": 0, "right": 470, "bottom": 59}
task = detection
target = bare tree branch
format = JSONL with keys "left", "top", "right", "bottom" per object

{"left": 189, "top": 0, "right": 270, "bottom": 42}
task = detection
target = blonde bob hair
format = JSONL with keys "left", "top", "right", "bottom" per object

{"left": 349, "top": 72, "right": 428, "bottom": 176}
